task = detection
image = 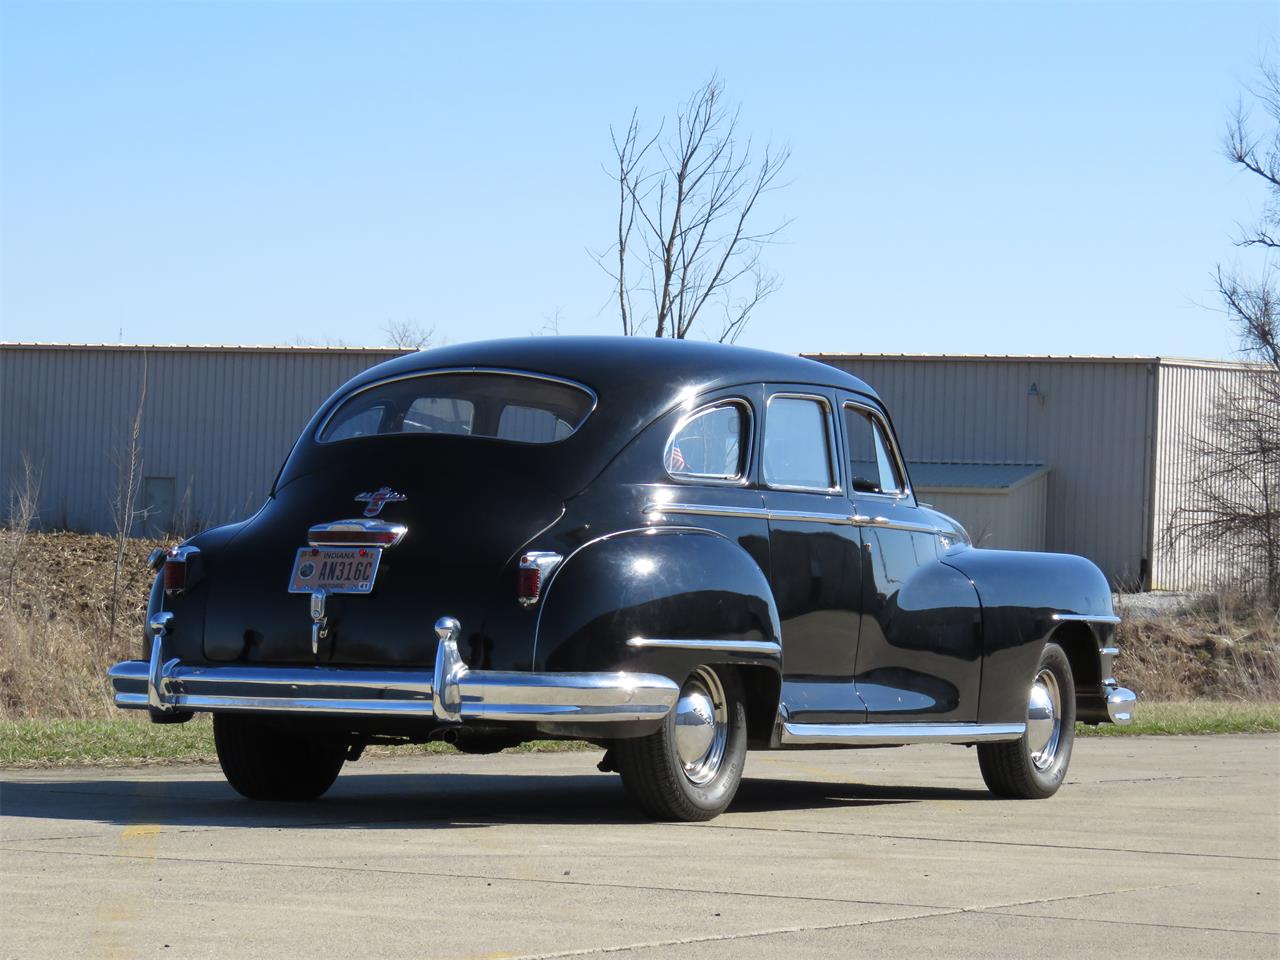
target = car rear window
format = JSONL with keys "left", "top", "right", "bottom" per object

{"left": 318, "top": 372, "right": 594, "bottom": 444}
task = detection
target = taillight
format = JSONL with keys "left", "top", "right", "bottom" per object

{"left": 308, "top": 519, "right": 407, "bottom": 548}
{"left": 517, "top": 551, "right": 563, "bottom": 607}
{"left": 161, "top": 545, "right": 200, "bottom": 595}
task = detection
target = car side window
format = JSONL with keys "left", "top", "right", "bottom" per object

{"left": 844, "top": 405, "right": 903, "bottom": 495}
{"left": 763, "top": 396, "right": 835, "bottom": 491}
{"left": 665, "top": 402, "right": 746, "bottom": 480}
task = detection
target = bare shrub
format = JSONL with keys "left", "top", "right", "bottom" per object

{"left": 108, "top": 353, "right": 148, "bottom": 648}
{"left": 2, "top": 454, "right": 43, "bottom": 600}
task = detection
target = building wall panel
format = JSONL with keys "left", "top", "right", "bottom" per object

{"left": 1, "top": 345, "right": 406, "bottom": 535}
{"left": 814, "top": 356, "right": 1157, "bottom": 585}
{"left": 1150, "top": 360, "right": 1264, "bottom": 591}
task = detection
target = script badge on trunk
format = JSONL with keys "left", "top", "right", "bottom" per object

{"left": 355, "top": 486, "right": 406, "bottom": 517}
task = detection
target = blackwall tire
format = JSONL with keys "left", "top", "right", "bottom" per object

{"left": 213, "top": 715, "right": 347, "bottom": 802}
{"left": 613, "top": 666, "right": 747, "bottom": 822}
{"left": 978, "top": 641, "right": 1076, "bottom": 799}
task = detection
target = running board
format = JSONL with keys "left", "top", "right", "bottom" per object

{"left": 780, "top": 721, "right": 1026, "bottom": 746}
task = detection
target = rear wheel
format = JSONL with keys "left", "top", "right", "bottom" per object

{"left": 978, "top": 641, "right": 1075, "bottom": 799}
{"left": 213, "top": 715, "right": 347, "bottom": 801}
{"left": 613, "top": 665, "right": 747, "bottom": 821}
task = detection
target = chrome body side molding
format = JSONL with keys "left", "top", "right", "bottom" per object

{"left": 1051, "top": 612, "right": 1122, "bottom": 625}
{"left": 643, "top": 501, "right": 953, "bottom": 536}
{"left": 109, "top": 616, "right": 679, "bottom": 726}
{"left": 626, "top": 637, "right": 782, "bottom": 655}
{"left": 780, "top": 721, "right": 1026, "bottom": 746}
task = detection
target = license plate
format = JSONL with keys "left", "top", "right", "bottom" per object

{"left": 288, "top": 547, "right": 382, "bottom": 594}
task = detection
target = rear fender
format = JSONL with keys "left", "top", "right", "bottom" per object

{"left": 533, "top": 527, "right": 782, "bottom": 687}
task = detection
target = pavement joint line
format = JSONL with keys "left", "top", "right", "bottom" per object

{"left": 3, "top": 847, "right": 1197, "bottom": 919}
{"left": 984, "top": 908, "right": 1280, "bottom": 938}
{"left": 678, "top": 822, "right": 1280, "bottom": 863}
{"left": 0, "top": 845, "right": 966, "bottom": 912}
{"left": 484, "top": 882, "right": 1263, "bottom": 960}
{"left": 461, "top": 909, "right": 969, "bottom": 960}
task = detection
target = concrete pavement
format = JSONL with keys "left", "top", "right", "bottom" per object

{"left": 1, "top": 735, "right": 1277, "bottom": 959}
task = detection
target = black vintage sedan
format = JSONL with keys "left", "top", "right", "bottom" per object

{"left": 109, "top": 337, "right": 1135, "bottom": 820}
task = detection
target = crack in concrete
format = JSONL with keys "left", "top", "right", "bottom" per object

{"left": 987, "top": 908, "right": 1280, "bottom": 938}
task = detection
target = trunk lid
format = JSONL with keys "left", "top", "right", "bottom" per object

{"left": 201, "top": 436, "right": 563, "bottom": 666}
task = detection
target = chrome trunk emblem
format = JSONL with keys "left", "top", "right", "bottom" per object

{"left": 355, "top": 486, "right": 406, "bottom": 517}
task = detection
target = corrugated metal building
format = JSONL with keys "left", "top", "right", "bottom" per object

{"left": 0, "top": 344, "right": 1261, "bottom": 591}
{"left": 808, "top": 354, "right": 1263, "bottom": 590}
{"left": 0, "top": 344, "right": 408, "bottom": 535}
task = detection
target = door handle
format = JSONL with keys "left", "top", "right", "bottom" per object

{"left": 850, "top": 515, "right": 891, "bottom": 527}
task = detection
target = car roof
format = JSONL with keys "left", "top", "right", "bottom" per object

{"left": 278, "top": 338, "right": 883, "bottom": 500}
{"left": 350, "top": 336, "right": 880, "bottom": 403}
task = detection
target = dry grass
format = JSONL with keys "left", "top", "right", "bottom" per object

{"left": 1113, "top": 592, "right": 1280, "bottom": 703}
{"left": 0, "top": 531, "right": 164, "bottom": 720}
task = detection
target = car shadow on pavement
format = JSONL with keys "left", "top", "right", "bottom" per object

{"left": 0, "top": 771, "right": 991, "bottom": 833}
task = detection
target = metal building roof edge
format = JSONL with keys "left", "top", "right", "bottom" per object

{"left": 908, "top": 461, "right": 1050, "bottom": 494}
{"left": 805, "top": 352, "right": 1266, "bottom": 371}
{"left": 0, "top": 342, "right": 415, "bottom": 354}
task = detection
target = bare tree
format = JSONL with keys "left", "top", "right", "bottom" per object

{"left": 108, "top": 353, "right": 148, "bottom": 646}
{"left": 381, "top": 320, "right": 435, "bottom": 350}
{"left": 597, "top": 77, "right": 790, "bottom": 342}
{"left": 1173, "top": 61, "right": 1280, "bottom": 607}
{"left": 2, "top": 454, "right": 43, "bottom": 601}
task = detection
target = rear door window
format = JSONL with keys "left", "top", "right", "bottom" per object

{"left": 763, "top": 396, "right": 836, "bottom": 491}
{"left": 318, "top": 372, "right": 594, "bottom": 444}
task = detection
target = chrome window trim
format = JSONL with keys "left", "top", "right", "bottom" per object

{"left": 662, "top": 398, "right": 754, "bottom": 487}
{"left": 842, "top": 399, "right": 914, "bottom": 502}
{"left": 762, "top": 392, "right": 842, "bottom": 494}
{"left": 314, "top": 367, "right": 599, "bottom": 445}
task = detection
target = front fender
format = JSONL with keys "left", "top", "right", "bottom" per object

{"left": 532, "top": 528, "right": 782, "bottom": 683}
{"left": 941, "top": 547, "right": 1115, "bottom": 723}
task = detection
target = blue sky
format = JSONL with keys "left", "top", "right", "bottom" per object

{"left": 2, "top": 1, "right": 1277, "bottom": 358}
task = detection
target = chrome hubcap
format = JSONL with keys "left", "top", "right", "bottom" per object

{"left": 674, "top": 667, "right": 728, "bottom": 785}
{"left": 1026, "top": 669, "right": 1062, "bottom": 770}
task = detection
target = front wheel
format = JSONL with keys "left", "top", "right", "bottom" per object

{"left": 978, "top": 641, "right": 1076, "bottom": 799}
{"left": 213, "top": 715, "right": 347, "bottom": 801}
{"left": 613, "top": 665, "right": 747, "bottom": 821}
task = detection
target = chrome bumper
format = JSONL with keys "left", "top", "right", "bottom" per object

{"left": 107, "top": 616, "right": 679, "bottom": 726}
{"left": 1105, "top": 681, "right": 1136, "bottom": 725}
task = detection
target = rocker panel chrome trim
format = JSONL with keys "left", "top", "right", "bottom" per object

{"left": 780, "top": 721, "right": 1026, "bottom": 746}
